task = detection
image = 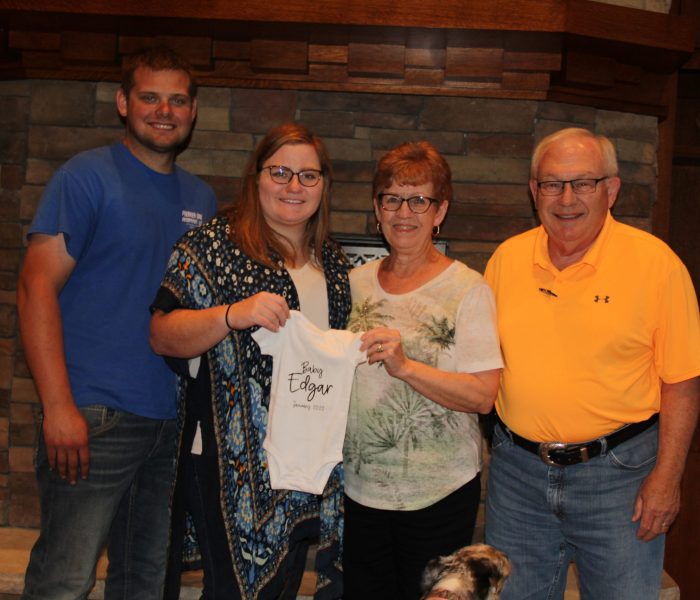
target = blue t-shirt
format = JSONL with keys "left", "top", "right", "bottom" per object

{"left": 29, "top": 142, "right": 217, "bottom": 419}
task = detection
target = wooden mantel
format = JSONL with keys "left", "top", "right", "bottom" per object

{"left": 0, "top": 0, "right": 696, "bottom": 117}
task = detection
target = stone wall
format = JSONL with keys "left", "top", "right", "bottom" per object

{"left": 0, "top": 79, "right": 659, "bottom": 527}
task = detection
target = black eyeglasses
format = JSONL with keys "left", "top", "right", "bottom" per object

{"left": 261, "top": 165, "right": 323, "bottom": 187}
{"left": 536, "top": 177, "right": 608, "bottom": 196}
{"left": 377, "top": 193, "right": 439, "bottom": 214}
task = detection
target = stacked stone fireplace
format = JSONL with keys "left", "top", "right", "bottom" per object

{"left": 0, "top": 0, "right": 692, "bottom": 530}
{"left": 0, "top": 78, "right": 661, "bottom": 526}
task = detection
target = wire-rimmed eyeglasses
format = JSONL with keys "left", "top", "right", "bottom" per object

{"left": 377, "top": 193, "right": 439, "bottom": 214}
{"left": 536, "top": 177, "right": 609, "bottom": 196}
{"left": 261, "top": 165, "right": 323, "bottom": 187}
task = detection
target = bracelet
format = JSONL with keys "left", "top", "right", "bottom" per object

{"left": 224, "top": 303, "right": 235, "bottom": 330}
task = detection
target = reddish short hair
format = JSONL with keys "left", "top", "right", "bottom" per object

{"left": 373, "top": 141, "right": 452, "bottom": 205}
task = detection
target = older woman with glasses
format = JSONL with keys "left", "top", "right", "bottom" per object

{"left": 150, "top": 122, "right": 350, "bottom": 599}
{"left": 342, "top": 141, "right": 503, "bottom": 600}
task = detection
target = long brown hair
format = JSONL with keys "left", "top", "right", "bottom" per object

{"left": 227, "top": 122, "right": 333, "bottom": 268}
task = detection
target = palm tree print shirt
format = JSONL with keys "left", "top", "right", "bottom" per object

{"left": 343, "top": 259, "right": 503, "bottom": 510}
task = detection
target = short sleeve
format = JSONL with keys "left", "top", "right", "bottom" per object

{"left": 150, "top": 286, "right": 181, "bottom": 314}
{"left": 450, "top": 281, "right": 503, "bottom": 374}
{"left": 159, "top": 243, "right": 217, "bottom": 310}
{"left": 29, "top": 167, "right": 100, "bottom": 262}
{"left": 654, "top": 261, "right": 700, "bottom": 383}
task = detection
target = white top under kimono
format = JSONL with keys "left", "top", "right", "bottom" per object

{"left": 253, "top": 310, "right": 365, "bottom": 494}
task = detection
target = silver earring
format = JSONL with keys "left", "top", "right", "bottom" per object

{"left": 376, "top": 222, "right": 382, "bottom": 234}
{"left": 432, "top": 225, "right": 440, "bottom": 237}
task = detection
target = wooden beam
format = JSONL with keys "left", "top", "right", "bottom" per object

{"left": 0, "top": 0, "right": 568, "bottom": 31}
{"left": 654, "top": 71, "right": 679, "bottom": 241}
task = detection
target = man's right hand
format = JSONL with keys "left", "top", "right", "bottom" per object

{"left": 18, "top": 232, "right": 84, "bottom": 482}
{"left": 18, "top": 233, "right": 84, "bottom": 483}
{"left": 42, "top": 404, "right": 89, "bottom": 484}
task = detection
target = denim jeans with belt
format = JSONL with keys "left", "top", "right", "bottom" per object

{"left": 22, "top": 405, "right": 177, "bottom": 600}
{"left": 485, "top": 421, "right": 664, "bottom": 600}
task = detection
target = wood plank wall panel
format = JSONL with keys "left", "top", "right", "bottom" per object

{"left": 60, "top": 32, "right": 117, "bottom": 64}
{"left": 250, "top": 40, "right": 308, "bottom": 73}
{"left": 347, "top": 43, "right": 405, "bottom": 77}
{"left": 7, "top": 31, "right": 59, "bottom": 51}
{"left": 0, "top": 1, "right": 694, "bottom": 116}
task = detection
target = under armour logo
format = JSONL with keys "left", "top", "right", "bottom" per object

{"left": 594, "top": 295, "right": 610, "bottom": 303}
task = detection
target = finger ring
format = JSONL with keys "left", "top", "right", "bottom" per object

{"left": 377, "top": 344, "right": 383, "bottom": 353}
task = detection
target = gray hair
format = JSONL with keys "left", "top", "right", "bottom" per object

{"left": 530, "top": 128, "right": 618, "bottom": 179}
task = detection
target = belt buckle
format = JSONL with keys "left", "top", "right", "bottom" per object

{"left": 538, "top": 442, "right": 567, "bottom": 466}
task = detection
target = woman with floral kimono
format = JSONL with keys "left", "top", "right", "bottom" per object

{"left": 150, "top": 123, "right": 350, "bottom": 599}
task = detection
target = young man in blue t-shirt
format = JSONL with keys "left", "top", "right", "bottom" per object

{"left": 17, "top": 46, "right": 217, "bottom": 600}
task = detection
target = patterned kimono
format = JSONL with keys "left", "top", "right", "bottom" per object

{"left": 160, "top": 215, "right": 352, "bottom": 599}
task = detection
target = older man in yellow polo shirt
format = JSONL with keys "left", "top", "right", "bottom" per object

{"left": 484, "top": 127, "right": 700, "bottom": 600}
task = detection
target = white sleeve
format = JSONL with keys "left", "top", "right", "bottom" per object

{"left": 450, "top": 282, "right": 503, "bottom": 373}
{"left": 187, "top": 356, "right": 201, "bottom": 378}
{"left": 350, "top": 333, "right": 367, "bottom": 366}
{"left": 251, "top": 326, "right": 276, "bottom": 356}
{"left": 252, "top": 310, "right": 303, "bottom": 356}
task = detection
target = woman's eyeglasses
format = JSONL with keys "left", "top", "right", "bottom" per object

{"left": 377, "top": 193, "right": 439, "bottom": 214}
{"left": 261, "top": 165, "right": 323, "bottom": 187}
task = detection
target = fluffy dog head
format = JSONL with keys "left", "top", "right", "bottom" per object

{"left": 420, "top": 543, "right": 510, "bottom": 600}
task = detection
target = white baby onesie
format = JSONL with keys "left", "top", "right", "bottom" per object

{"left": 252, "top": 310, "right": 365, "bottom": 494}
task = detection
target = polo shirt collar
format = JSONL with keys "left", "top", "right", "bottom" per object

{"left": 533, "top": 211, "right": 615, "bottom": 274}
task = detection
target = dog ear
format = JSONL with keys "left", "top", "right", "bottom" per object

{"left": 420, "top": 556, "right": 447, "bottom": 593}
{"left": 467, "top": 551, "right": 511, "bottom": 599}
{"left": 489, "top": 549, "right": 511, "bottom": 592}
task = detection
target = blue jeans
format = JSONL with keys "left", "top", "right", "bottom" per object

{"left": 22, "top": 406, "right": 177, "bottom": 600}
{"left": 485, "top": 422, "right": 664, "bottom": 600}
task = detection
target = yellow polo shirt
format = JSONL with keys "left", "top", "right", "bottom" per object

{"left": 485, "top": 212, "right": 700, "bottom": 443}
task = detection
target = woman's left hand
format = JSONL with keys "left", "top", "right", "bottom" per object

{"left": 361, "top": 327, "right": 408, "bottom": 377}
{"left": 361, "top": 328, "right": 500, "bottom": 414}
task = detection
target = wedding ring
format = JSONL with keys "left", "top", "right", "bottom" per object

{"left": 377, "top": 344, "right": 384, "bottom": 353}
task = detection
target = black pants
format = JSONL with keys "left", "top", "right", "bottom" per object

{"left": 165, "top": 448, "right": 239, "bottom": 600}
{"left": 343, "top": 474, "right": 481, "bottom": 600}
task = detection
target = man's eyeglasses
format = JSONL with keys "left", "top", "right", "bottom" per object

{"left": 536, "top": 177, "right": 608, "bottom": 196}
{"left": 261, "top": 165, "right": 323, "bottom": 187}
{"left": 377, "top": 193, "right": 439, "bottom": 214}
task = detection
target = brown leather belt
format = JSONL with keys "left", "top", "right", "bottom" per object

{"left": 496, "top": 413, "right": 659, "bottom": 467}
